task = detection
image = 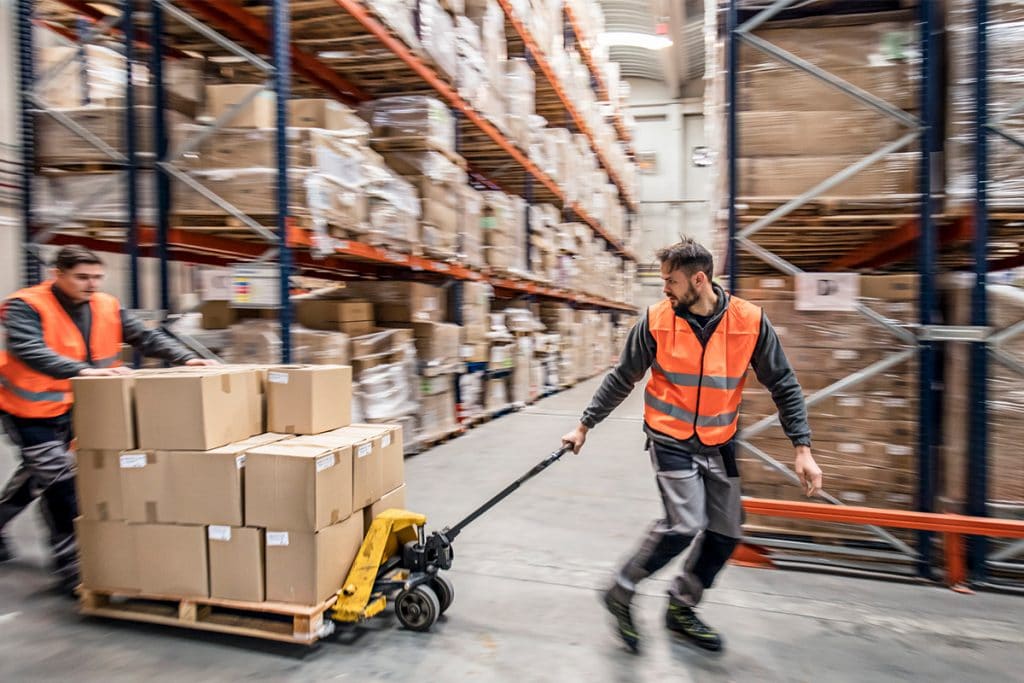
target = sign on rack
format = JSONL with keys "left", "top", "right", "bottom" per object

{"left": 794, "top": 273, "right": 860, "bottom": 312}
{"left": 231, "top": 263, "right": 280, "bottom": 309}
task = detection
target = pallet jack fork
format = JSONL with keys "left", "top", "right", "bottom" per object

{"left": 330, "top": 445, "right": 572, "bottom": 631}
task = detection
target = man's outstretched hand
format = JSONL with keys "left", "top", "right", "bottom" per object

{"left": 795, "top": 446, "right": 823, "bottom": 497}
{"left": 561, "top": 423, "right": 590, "bottom": 454}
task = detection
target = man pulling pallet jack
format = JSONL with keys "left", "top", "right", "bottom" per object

{"left": 561, "top": 238, "right": 822, "bottom": 654}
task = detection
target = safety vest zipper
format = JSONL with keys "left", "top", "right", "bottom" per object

{"left": 692, "top": 342, "right": 707, "bottom": 440}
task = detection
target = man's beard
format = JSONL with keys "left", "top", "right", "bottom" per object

{"left": 671, "top": 285, "right": 699, "bottom": 311}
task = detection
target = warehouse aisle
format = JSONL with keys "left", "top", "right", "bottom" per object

{"left": 1, "top": 377, "right": 1024, "bottom": 681}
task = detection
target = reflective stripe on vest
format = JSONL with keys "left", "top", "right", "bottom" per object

{"left": 643, "top": 295, "right": 761, "bottom": 446}
{"left": 0, "top": 283, "right": 123, "bottom": 418}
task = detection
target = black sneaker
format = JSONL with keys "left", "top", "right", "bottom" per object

{"left": 666, "top": 603, "right": 723, "bottom": 652}
{"left": 602, "top": 590, "right": 640, "bottom": 654}
{"left": 0, "top": 535, "right": 11, "bottom": 563}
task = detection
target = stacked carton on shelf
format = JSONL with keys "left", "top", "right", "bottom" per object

{"left": 735, "top": 275, "right": 919, "bottom": 536}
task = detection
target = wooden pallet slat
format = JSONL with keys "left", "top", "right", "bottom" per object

{"left": 78, "top": 588, "right": 336, "bottom": 645}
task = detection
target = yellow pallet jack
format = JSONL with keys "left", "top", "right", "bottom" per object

{"left": 330, "top": 444, "right": 571, "bottom": 632}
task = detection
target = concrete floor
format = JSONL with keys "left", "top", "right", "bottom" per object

{"left": 1, "top": 377, "right": 1023, "bottom": 682}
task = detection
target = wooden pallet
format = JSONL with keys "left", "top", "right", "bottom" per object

{"left": 78, "top": 588, "right": 337, "bottom": 645}
{"left": 418, "top": 425, "right": 465, "bottom": 449}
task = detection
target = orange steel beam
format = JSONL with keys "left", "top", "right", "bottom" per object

{"left": 330, "top": 0, "right": 634, "bottom": 259}
{"left": 47, "top": 0, "right": 191, "bottom": 59}
{"left": 178, "top": 0, "right": 366, "bottom": 105}
{"left": 827, "top": 216, "right": 976, "bottom": 271}
{"left": 496, "top": 0, "right": 636, "bottom": 210}
{"left": 743, "top": 498, "right": 1024, "bottom": 537}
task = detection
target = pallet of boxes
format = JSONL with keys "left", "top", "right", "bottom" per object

{"left": 736, "top": 275, "right": 919, "bottom": 554}
{"left": 72, "top": 364, "right": 406, "bottom": 644}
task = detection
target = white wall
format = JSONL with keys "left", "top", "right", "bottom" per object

{"left": 626, "top": 78, "right": 712, "bottom": 306}
{"left": 0, "top": 0, "right": 21, "bottom": 298}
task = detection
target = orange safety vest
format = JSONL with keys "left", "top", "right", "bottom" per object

{"left": 0, "top": 282, "right": 123, "bottom": 418}
{"left": 644, "top": 295, "right": 762, "bottom": 446}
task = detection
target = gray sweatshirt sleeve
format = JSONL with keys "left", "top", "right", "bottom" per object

{"left": 121, "top": 310, "right": 197, "bottom": 365}
{"left": 749, "top": 313, "right": 812, "bottom": 447}
{"left": 2, "top": 299, "right": 90, "bottom": 379}
{"left": 580, "top": 314, "right": 656, "bottom": 428}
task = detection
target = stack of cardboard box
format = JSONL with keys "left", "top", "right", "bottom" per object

{"left": 380, "top": 151, "right": 466, "bottom": 261}
{"left": 723, "top": 17, "right": 919, "bottom": 203}
{"left": 73, "top": 365, "right": 405, "bottom": 606}
{"left": 736, "top": 275, "right": 919, "bottom": 536}
{"left": 942, "top": 282, "right": 1024, "bottom": 510}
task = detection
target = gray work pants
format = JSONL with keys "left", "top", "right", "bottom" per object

{"left": 610, "top": 443, "right": 743, "bottom": 607}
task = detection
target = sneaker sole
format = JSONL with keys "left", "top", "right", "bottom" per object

{"left": 601, "top": 593, "right": 640, "bottom": 655}
{"left": 667, "top": 627, "right": 724, "bottom": 654}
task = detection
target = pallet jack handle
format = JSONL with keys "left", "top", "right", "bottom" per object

{"left": 443, "top": 444, "right": 572, "bottom": 542}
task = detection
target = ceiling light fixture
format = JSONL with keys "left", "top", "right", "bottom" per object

{"left": 598, "top": 31, "right": 674, "bottom": 50}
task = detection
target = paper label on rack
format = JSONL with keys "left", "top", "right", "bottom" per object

{"left": 267, "top": 532, "right": 289, "bottom": 547}
{"left": 761, "top": 278, "right": 786, "bottom": 289}
{"left": 840, "top": 491, "right": 867, "bottom": 504}
{"left": 833, "top": 349, "right": 859, "bottom": 361}
{"left": 382, "top": 434, "right": 392, "bottom": 448}
{"left": 236, "top": 455, "right": 246, "bottom": 469}
{"left": 268, "top": 371, "right": 289, "bottom": 384}
{"left": 883, "top": 398, "right": 909, "bottom": 408}
{"left": 119, "top": 454, "right": 147, "bottom": 469}
{"left": 795, "top": 273, "right": 860, "bottom": 312}
{"left": 315, "top": 454, "right": 336, "bottom": 472}
{"left": 837, "top": 396, "right": 863, "bottom": 408}
{"left": 208, "top": 525, "right": 232, "bottom": 542}
{"left": 358, "top": 443, "right": 373, "bottom": 458}
{"left": 838, "top": 442, "right": 864, "bottom": 455}
{"left": 887, "top": 445, "right": 912, "bottom": 457}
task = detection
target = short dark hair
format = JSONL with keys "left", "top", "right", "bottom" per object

{"left": 656, "top": 238, "right": 714, "bottom": 279}
{"left": 54, "top": 245, "right": 103, "bottom": 271}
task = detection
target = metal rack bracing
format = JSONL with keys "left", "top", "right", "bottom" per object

{"left": 19, "top": 0, "right": 640, "bottom": 366}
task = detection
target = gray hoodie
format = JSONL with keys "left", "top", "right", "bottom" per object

{"left": 581, "top": 283, "right": 811, "bottom": 458}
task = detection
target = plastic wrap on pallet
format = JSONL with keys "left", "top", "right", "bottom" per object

{"left": 416, "top": 0, "right": 457, "bottom": 82}
{"left": 362, "top": 152, "right": 422, "bottom": 246}
{"left": 947, "top": 0, "right": 1024, "bottom": 210}
{"left": 357, "top": 360, "right": 421, "bottom": 422}
{"left": 365, "top": 0, "right": 420, "bottom": 48}
{"left": 178, "top": 125, "right": 370, "bottom": 171}
{"left": 504, "top": 58, "right": 536, "bottom": 149}
{"left": 37, "top": 44, "right": 131, "bottom": 107}
{"left": 34, "top": 172, "right": 156, "bottom": 226}
{"left": 457, "top": 371, "right": 486, "bottom": 422}
{"left": 360, "top": 96, "right": 456, "bottom": 157}
{"left": 222, "top": 320, "right": 350, "bottom": 365}
{"left": 459, "top": 186, "right": 485, "bottom": 267}
{"left": 379, "top": 150, "right": 466, "bottom": 185}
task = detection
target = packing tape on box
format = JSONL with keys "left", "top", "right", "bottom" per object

{"left": 267, "top": 531, "right": 289, "bottom": 546}
{"left": 208, "top": 525, "right": 232, "bottom": 542}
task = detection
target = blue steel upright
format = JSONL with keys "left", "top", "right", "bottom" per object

{"left": 273, "top": 0, "right": 293, "bottom": 363}
{"left": 726, "top": 0, "right": 739, "bottom": 293}
{"left": 150, "top": 0, "right": 171, "bottom": 311}
{"left": 123, "top": 0, "right": 141, "bottom": 309}
{"left": 968, "top": 0, "right": 990, "bottom": 579}
{"left": 916, "top": 0, "right": 940, "bottom": 579}
{"left": 17, "top": 0, "right": 40, "bottom": 285}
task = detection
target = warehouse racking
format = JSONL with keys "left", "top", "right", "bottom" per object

{"left": 18, "top": 0, "right": 638, "bottom": 365}
{"left": 722, "top": 0, "right": 1024, "bottom": 584}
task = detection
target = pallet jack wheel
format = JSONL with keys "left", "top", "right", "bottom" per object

{"left": 430, "top": 574, "right": 454, "bottom": 614}
{"left": 395, "top": 585, "right": 441, "bottom": 632}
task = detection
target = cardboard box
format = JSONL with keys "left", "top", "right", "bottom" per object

{"left": 245, "top": 443, "right": 354, "bottom": 530}
{"left": 411, "top": 322, "right": 461, "bottom": 366}
{"left": 200, "top": 300, "right": 237, "bottom": 330}
{"left": 205, "top": 84, "right": 275, "bottom": 128}
{"left": 71, "top": 376, "right": 135, "bottom": 450}
{"left": 460, "top": 341, "right": 490, "bottom": 363}
{"left": 266, "top": 365, "right": 353, "bottom": 435}
{"left": 288, "top": 98, "right": 364, "bottom": 132}
{"left": 296, "top": 300, "right": 374, "bottom": 331}
{"left": 165, "top": 432, "right": 290, "bottom": 527}
{"left": 294, "top": 427, "right": 384, "bottom": 510}
{"left": 75, "top": 519, "right": 139, "bottom": 592}
{"left": 860, "top": 275, "right": 919, "bottom": 301}
{"left": 420, "top": 390, "right": 457, "bottom": 437}
{"left": 76, "top": 450, "right": 124, "bottom": 521}
{"left": 362, "top": 484, "right": 407, "bottom": 534}
{"left": 347, "top": 423, "right": 404, "bottom": 493}
{"left": 119, "top": 450, "right": 172, "bottom": 523}
{"left": 343, "top": 282, "right": 446, "bottom": 323}
{"left": 134, "top": 523, "right": 209, "bottom": 597}
{"left": 134, "top": 370, "right": 259, "bottom": 450}
{"left": 265, "top": 515, "right": 364, "bottom": 605}
{"left": 207, "top": 526, "right": 265, "bottom": 602}
{"left": 337, "top": 320, "right": 376, "bottom": 337}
